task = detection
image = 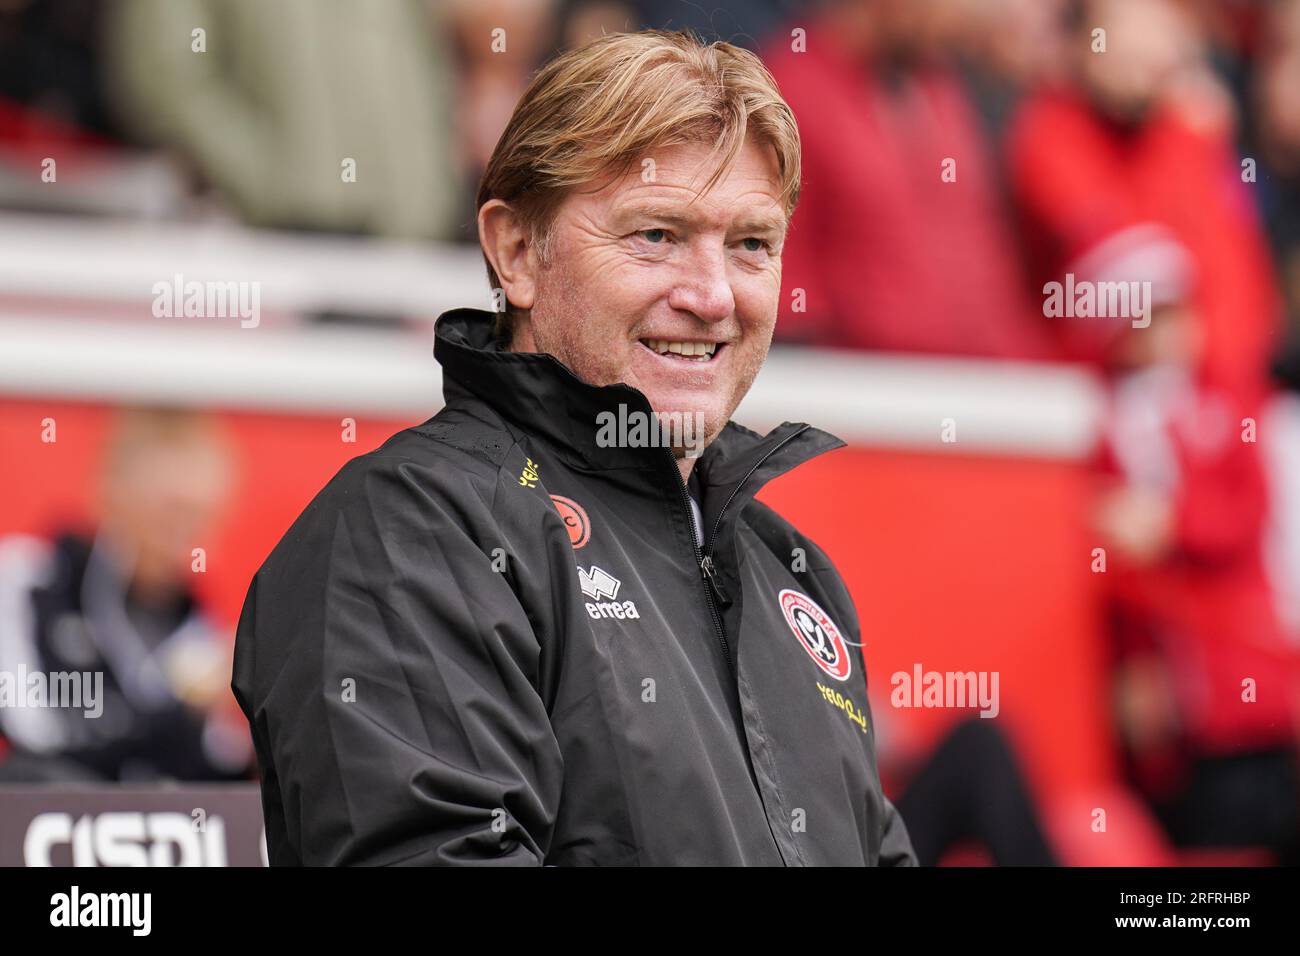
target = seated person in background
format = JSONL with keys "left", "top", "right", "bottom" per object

{"left": 1093, "top": 284, "right": 1300, "bottom": 863}
{"left": 0, "top": 407, "right": 250, "bottom": 782}
{"left": 102, "top": 0, "right": 462, "bottom": 241}
{"left": 891, "top": 717, "right": 1061, "bottom": 867}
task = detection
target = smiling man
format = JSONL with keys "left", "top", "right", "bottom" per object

{"left": 233, "top": 29, "right": 916, "bottom": 867}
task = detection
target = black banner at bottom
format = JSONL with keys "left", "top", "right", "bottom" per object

{"left": 0, "top": 864, "right": 1287, "bottom": 943}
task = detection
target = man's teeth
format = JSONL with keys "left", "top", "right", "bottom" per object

{"left": 643, "top": 339, "right": 718, "bottom": 361}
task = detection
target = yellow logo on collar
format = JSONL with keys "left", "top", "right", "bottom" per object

{"left": 518, "top": 457, "right": 540, "bottom": 489}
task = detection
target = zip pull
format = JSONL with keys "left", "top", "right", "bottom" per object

{"left": 699, "top": 554, "right": 730, "bottom": 604}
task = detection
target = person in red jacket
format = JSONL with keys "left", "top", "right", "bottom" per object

{"left": 1005, "top": 3, "right": 1300, "bottom": 858}
{"left": 1007, "top": 0, "right": 1282, "bottom": 407}
{"left": 1093, "top": 282, "right": 1300, "bottom": 861}
{"left": 761, "top": 0, "right": 1052, "bottom": 359}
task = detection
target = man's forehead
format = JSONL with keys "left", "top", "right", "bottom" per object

{"left": 606, "top": 184, "right": 786, "bottom": 233}
{"left": 578, "top": 139, "right": 786, "bottom": 230}
{"left": 613, "top": 193, "right": 785, "bottom": 232}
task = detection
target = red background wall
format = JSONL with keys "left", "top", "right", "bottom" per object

{"left": 0, "top": 396, "right": 1116, "bottom": 824}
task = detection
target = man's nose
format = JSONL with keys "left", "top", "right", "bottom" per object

{"left": 667, "top": 245, "right": 735, "bottom": 324}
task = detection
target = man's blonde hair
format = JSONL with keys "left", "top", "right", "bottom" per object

{"left": 476, "top": 29, "right": 802, "bottom": 341}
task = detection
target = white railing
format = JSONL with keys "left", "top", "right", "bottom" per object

{"left": 0, "top": 212, "right": 1103, "bottom": 459}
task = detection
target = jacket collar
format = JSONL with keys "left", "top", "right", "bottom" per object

{"left": 433, "top": 308, "right": 844, "bottom": 507}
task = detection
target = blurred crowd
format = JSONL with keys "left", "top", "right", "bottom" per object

{"left": 4, "top": 1, "right": 1299, "bottom": 361}
{"left": 3, "top": 0, "right": 1300, "bottom": 865}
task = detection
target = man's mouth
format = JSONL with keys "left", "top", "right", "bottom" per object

{"left": 639, "top": 338, "right": 724, "bottom": 363}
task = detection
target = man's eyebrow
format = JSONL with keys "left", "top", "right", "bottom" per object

{"left": 613, "top": 201, "right": 786, "bottom": 234}
{"left": 730, "top": 213, "right": 788, "bottom": 235}
{"left": 611, "top": 202, "right": 693, "bottom": 226}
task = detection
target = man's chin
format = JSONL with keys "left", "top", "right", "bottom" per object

{"left": 633, "top": 383, "right": 734, "bottom": 459}
{"left": 650, "top": 406, "right": 724, "bottom": 461}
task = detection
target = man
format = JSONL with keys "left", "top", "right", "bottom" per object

{"left": 233, "top": 29, "right": 917, "bottom": 866}
{"left": 104, "top": 0, "right": 461, "bottom": 240}
{"left": 0, "top": 407, "right": 248, "bottom": 782}
{"left": 1007, "top": 0, "right": 1278, "bottom": 407}
{"left": 761, "top": 0, "right": 1053, "bottom": 359}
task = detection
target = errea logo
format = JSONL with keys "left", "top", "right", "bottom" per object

{"left": 578, "top": 565, "right": 620, "bottom": 600}
{"left": 578, "top": 566, "right": 640, "bottom": 621}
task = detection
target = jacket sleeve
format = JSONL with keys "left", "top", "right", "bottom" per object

{"left": 235, "top": 456, "right": 564, "bottom": 866}
{"left": 878, "top": 794, "right": 918, "bottom": 866}
{"left": 868, "top": 698, "right": 917, "bottom": 867}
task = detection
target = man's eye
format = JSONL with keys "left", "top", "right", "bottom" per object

{"left": 639, "top": 228, "right": 668, "bottom": 243}
{"left": 740, "top": 237, "right": 769, "bottom": 253}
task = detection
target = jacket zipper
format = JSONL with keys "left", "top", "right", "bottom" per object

{"left": 666, "top": 448, "right": 732, "bottom": 671}
{"left": 670, "top": 423, "right": 811, "bottom": 671}
{"left": 673, "top": 425, "right": 813, "bottom": 867}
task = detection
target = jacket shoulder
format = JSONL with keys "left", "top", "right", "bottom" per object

{"left": 232, "top": 407, "right": 526, "bottom": 706}
{"left": 247, "top": 405, "right": 527, "bottom": 595}
{"left": 739, "top": 498, "right": 838, "bottom": 573}
{"left": 738, "top": 499, "right": 861, "bottom": 634}
{"left": 390, "top": 404, "right": 518, "bottom": 472}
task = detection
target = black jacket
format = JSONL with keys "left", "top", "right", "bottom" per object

{"left": 232, "top": 308, "right": 917, "bottom": 866}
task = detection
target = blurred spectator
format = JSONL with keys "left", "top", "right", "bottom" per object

{"left": 0, "top": 407, "right": 250, "bottom": 782}
{"left": 1265, "top": 343, "right": 1300, "bottom": 639}
{"left": 0, "top": 0, "right": 118, "bottom": 141}
{"left": 632, "top": 0, "right": 810, "bottom": 49}
{"left": 1092, "top": 294, "right": 1300, "bottom": 862}
{"left": 102, "top": 0, "right": 462, "bottom": 240}
{"left": 1007, "top": 0, "right": 1281, "bottom": 406}
{"left": 1248, "top": 0, "right": 1300, "bottom": 349}
{"left": 446, "top": 0, "right": 559, "bottom": 226}
{"left": 763, "top": 0, "right": 1053, "bottom": 358}
{"left": 556, "top": 0, "right": 637, "bottom": 50}
{"left": 951, "top": 0, "right": 1070, "bottom": 148}
{"left": 894, "top": 718, "right": 1060, "bottom": 866}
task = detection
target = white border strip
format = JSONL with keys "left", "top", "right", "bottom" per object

{"left": 0, "top": 316, "right": 440, "bottom": 417}
{"left": 0, "top": 315, "right": 1103, "bottom": 458}
{"left": 0, "top": 212, "right": 492, "bottom": 317}
{"left": 737, "top": 346, "right": 1103, "bottom": 458}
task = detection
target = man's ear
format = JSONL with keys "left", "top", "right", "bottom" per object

{"left": 478, "top": 199, "right": 537, "bottom": 310}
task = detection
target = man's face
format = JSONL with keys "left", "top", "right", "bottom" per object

{"left": 1078, "top": 0, "right": 1193, "bottom": 120}
{"left": 512, "top": 137, "right": 787, "bottom": 450}
{"left": 101, "top": 438, "right": 232, "bottom": 599}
